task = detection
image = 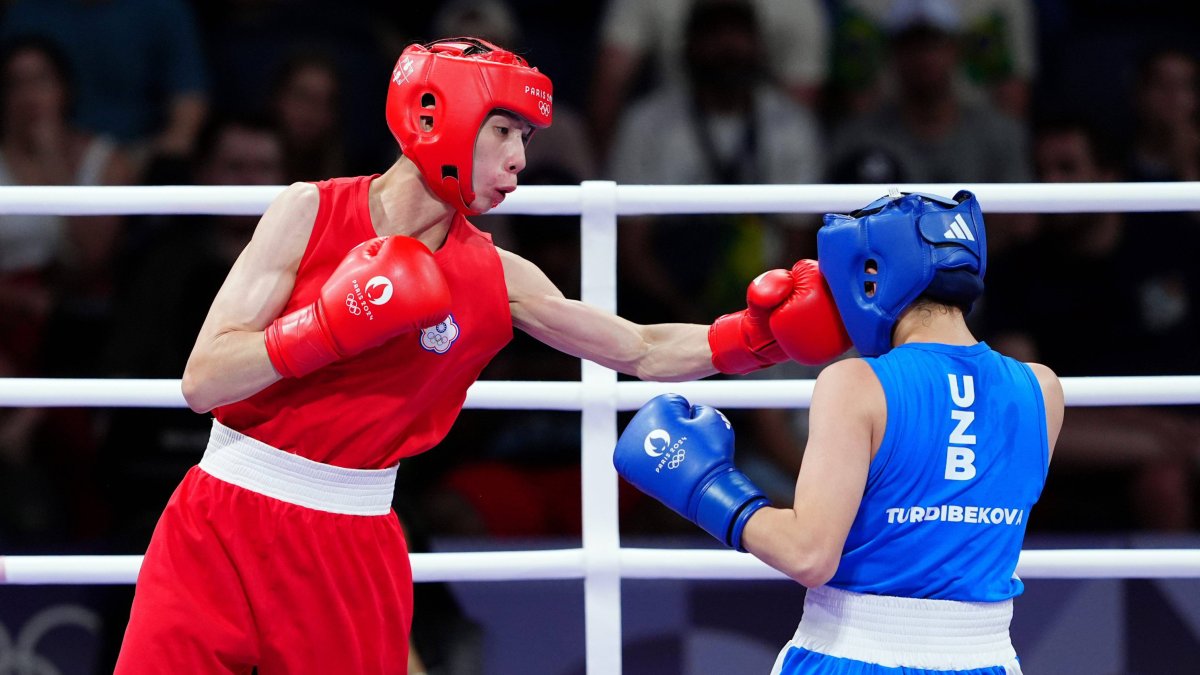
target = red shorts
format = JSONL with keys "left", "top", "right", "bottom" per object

{"left": 115, "top": 422, "right": 412, "bottom": 674}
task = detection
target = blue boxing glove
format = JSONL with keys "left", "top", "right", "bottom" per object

{"left": 614, "top": 394, "right": 769, "bottom": 551}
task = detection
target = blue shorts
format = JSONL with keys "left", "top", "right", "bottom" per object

{"left": 770, "top": 586, "right": 1022, "bottom": 675}
{"left": 774, "top": 648, "right": 1018, "bottom": 674}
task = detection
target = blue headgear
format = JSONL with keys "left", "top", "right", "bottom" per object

{"left": 816, "top": 190, "right": 986, "bottom": 357}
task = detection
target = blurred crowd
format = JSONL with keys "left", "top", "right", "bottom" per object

{"left": 0, "top": 0, "right": 1197, "bottom": 669}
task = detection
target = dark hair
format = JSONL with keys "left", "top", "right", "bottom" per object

{"left": 685, "top": 0, "right": 758, "bottom": 39}
{"left": 193, "top": 113, "right": 281, "bottom": 167}
{"left": 270, "top": 50, "right": 342, "bottom": 103}
{"left": 0, "top": 34, "right": 76, "bottom": 115}
{"left": 1032, "top": 114, "right": 1121, "bottom": 173}
{"left": 1132, "top": 45, "right": 1198, "bottom": 85}
{"left": 920, "top": 269, "right": 983, "bottom": 315}
{"left": 908, "top": 296, "right": 967, "bottom": 317}
{"left": 827, "top": 147, "right": 908, "bottom": 184}
{"left": 683, "top": 0, "right": 764, "bottom": 91}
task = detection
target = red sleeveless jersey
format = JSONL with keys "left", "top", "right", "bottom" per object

{"left": 214, "top": 175, "right": 513, "bottom": 468}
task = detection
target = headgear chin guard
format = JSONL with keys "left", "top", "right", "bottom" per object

{"left": 817, "top": 190, "right": 986, "bottom": 357}
{"left": 385, "top": 37, "right": 553, "bottom": 215}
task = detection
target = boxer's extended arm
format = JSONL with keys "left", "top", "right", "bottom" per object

{"left": 501, "top": 247, "right": 714, "bottom": 381}
{"left": 181, "top": 183, "right": 318, "bottom": 412}
{"left": 709, "top": 260, "right": 850, "bottom": 374}
{"left": 740, "top": 358, "right": 879, "bottom": 587}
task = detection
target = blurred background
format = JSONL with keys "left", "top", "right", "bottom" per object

{"left": 0, "top": 0, "right": 1197, "bottom": 672}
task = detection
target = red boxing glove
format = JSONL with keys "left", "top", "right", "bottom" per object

{"left": 707, "top": 269, "right": 794, "bottom": 374}
{"left": 768, "top": 260, "right": 852, "bottom": 365}
{"left": 265, "top": 236, "right": 452, "bottom": 378}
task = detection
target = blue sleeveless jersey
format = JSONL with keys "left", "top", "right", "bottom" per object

{"left": 827, "top": 342, "right": 1048, "bottom": 602}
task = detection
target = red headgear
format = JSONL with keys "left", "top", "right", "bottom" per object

{"left": 385, "top": 38, "right": 553, "bottom": 214}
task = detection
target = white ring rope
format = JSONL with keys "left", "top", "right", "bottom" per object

{"left": 5, "top": 549, "right": 1200, "bottom": 585}
{"left": 2, "top": 183, "right": 1197, "bottom": 673}
{"left": 0, "top": 182, "right": 1197, "bottom": 215}
{"left": 0, "top": 376, "right": 1198, "bottom": 409}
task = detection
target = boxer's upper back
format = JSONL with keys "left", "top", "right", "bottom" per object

{"left": 828, "top": 342, "right": 1049, "bottom": 602}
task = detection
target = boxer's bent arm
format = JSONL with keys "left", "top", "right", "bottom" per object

{"left": 741, "top": 359, "right": 878, "bottom": 587}
{"left": 182, "top": 183, "right": 319, "bottom": 412}
{"left": 500, "top": 248, "right": 716, "bottom": 381}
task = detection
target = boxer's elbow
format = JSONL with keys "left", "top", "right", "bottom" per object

{"left": 747, "top": 510, "right": 841, "bottom": 588}
{"left": 181, "top": 360, "right": 218, "bottom": 413}
{"left": 781, "top": 549, "right": 840, "bottom": 589}
{"left": 767, "top": 531, "right": 840, "bottom": 588}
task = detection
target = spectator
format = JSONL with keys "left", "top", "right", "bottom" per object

{"left": 984, "top": 117, "right": 1197, "bottom": 531}
{"left": 828, "top": 0, "right": 1037, "bottom": 119}
{"left": 0, "top": 36, "right": 124, "bottom": 549}
{"left": 201, "top": 0, "right": 398, "bottom": 176}
{"left": 1, "top": 0, "right": 209, "bottom": 174}
{"left": 589, "top": 0, "right": 829, "bottom": 161}
{"left": 1126, "top": 48, "right": 1199, "bottom": 183}
{"left": 1120, "top": 47, "right": 1200, "bottom": 376}
{"left": 0, "top": 35, "right": 132, "bottom": 377}
{"left": 828, "top": 0, "right": 1032, "bottom": 185}
{"left": 269, "top": 52, "right": 348, "bottom": 183}
{"left": 827, "top": 0, "right": 1035, "bottom": 256}
{"left": 604, "top": 0, "right": 826, "bottom": 535}
{"left": 608, "top": 0, "right": 824, "bottom": 325}
{"left": 431, "top": 0, "right": 521, "bottom": 52}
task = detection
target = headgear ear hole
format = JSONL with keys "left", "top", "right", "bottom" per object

{"left": 441, "top": 165, "right": 458, "bottom": 180}
{"left": 816, "top": 190, "right": 985, "bottom": 357}
{"left": 386, "top": 39, "right": 552, "bottom": 214}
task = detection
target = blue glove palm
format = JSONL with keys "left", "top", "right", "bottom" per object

{"left": 614, "top": 394, "right": 769, "bottom": 550}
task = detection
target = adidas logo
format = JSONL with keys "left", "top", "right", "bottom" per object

{"left": 943, "top": 214, "right": 976, "bottom": 241}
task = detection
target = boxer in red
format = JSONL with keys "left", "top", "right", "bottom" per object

{"left": 114, "top": 37, "right": 851, "bottom": 673}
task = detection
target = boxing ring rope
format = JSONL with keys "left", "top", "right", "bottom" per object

{"left": 1, "top": 182, "right": 1199, "bottom": 675}
{"left": 0, "top": 181, "right": 1197, "bottom": 215}
{"left": 6, "top": 548, "right": 1200, "bottom": 585}
{"left": 2, "top": 376, "right": 1200, "bottom": 409}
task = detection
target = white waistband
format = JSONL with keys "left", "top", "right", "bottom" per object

{"left": 198, "top": 419, "right": 397, "bottom": 516}
{"left": 785, "top": 586, "right": 1019, "bottom": 671}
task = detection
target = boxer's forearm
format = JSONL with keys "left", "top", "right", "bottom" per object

{"left": 182, "top": 329, "right": 281, "bottom": 413}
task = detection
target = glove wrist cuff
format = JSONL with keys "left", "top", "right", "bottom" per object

{"left": 694, "top": 469, "right": 769, "bottom": 549}
{"left": 709, "top": 313, "right": 769, "bottom": 375}
{"left": 729, "top": 497, "right": 769, "bottom": 552}
{"left": 265, "top": 304, "right": 342, "bottom": 379}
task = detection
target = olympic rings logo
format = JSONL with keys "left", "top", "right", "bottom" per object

{"left": 667, "top": 449, "right": 686, "bottom": 470}
{"left": 538, "top": 101, "right": 550, "bottom": 117}
{"left": 420, "top": 314, "right": 460, "bottom": 354}
{"left": 0, "top": 603, "right": 101, "bottom": 673}
{"left": 345, "top": 293, "right": 362, "bottom": 315}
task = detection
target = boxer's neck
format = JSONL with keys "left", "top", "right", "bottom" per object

{"left": 369, "top": 158, "right": 455, "bottom": 252}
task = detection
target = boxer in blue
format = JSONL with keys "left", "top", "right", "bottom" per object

{"left": 615, "top": 190, "right": 1065, "bottom": 674}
